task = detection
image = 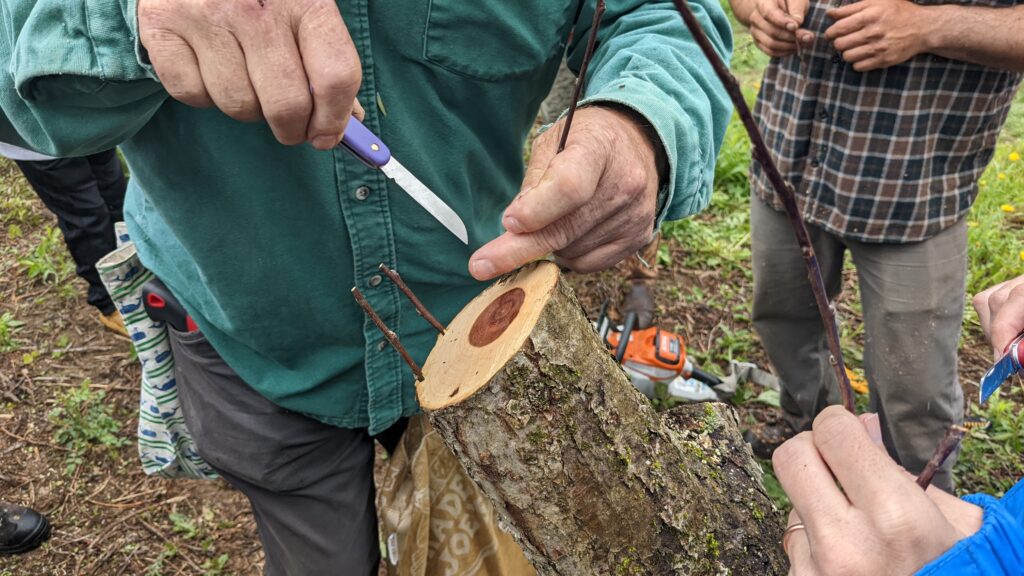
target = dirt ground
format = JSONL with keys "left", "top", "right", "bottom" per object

{"left": 0, "top": 158, "right": 1002, "bottom": 575}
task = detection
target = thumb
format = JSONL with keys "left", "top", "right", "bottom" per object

{"left": 788, "top": 0, "right": 809, "bottom": 24}
{"left": 502, "top": 141, "right": 603, "bottom": 235}
{"left": 469, "top": 227, "right": 568, "bottom": 281}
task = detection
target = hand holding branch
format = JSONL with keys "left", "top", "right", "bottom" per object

{"left": 469, "top": 106, "right": 664, "bottom": 280}
{"left": 737, "top": 0, "right": 813, "bottom": 57}
{"left": 775, "top": 406, "right": 983, "bottom": 575}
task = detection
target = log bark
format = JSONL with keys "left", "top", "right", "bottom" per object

{"left": 418, "top": 262, "right": 787, "bottom": 575}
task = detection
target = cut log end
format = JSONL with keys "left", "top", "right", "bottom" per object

{"left": 417, "top": 262, "right": 787, "bottom": 574}
{"left": 419, "top": 261, "right": 560, "bottom": 410}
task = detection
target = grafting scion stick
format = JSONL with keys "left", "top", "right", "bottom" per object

{"left": 556, "top": 0, "right": 606, "bottom": 153}
{"left": 916, "top": 424, "right": 967, "bottom": 490}
{"left": 352, "top": 287, "right": 424, "bottom": 381}
{"left": 378, "top": 264, "right": 446, "bottom": 334}
{"left": 670, "top": 0, "right": 855, "bottom": 412}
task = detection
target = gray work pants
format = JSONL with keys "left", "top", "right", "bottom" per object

{"left": 751, "top": 196, "right": 966, "bottom": 492}
{"left": 169, "top": 328, "right": 402, "bottom": 576}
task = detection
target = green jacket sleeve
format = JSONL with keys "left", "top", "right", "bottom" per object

{"left": 569, "top": 0, "right": 733, "bottom": 226}
{"left": 0, "top": 0, "right": 165, "bottom": 157}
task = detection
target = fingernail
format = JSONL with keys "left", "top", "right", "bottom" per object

{"left": 470, "top": 259, "right": 496, "bottom": 280}
{"left": 312, "top": 135, "right": 338, "bottom": 150}
{"left": 503, "top": 215, "right": 522, "bottom": 233}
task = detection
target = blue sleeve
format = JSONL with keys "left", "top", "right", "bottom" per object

{"left": 568, "top": 0, "right": 734, "bottom": 226}
{"left": 916, "top": 479, "right": 1024, "bottom": 575}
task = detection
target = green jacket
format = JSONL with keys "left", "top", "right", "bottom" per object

{"left": 0, "top": 0, "right": 732, "bottom": 433}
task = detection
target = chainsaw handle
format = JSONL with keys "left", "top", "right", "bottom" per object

{"left": 615, "top": 312, "right": 637, "bottom": 364}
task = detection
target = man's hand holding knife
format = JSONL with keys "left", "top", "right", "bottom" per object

{"left": 138, "top": 0, "right": 665, "bottom": 280}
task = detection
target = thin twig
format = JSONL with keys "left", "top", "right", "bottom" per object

{"left": 670, "top": 0, "right": 855, "bottom": 412}
{"left": 557, "top": 0, "right": 607, "bottom": 153}
{"left": 378, "top": 264, "right": 445, "bottom": 334}
{"left": 916, "top": 424, "right": 967, "bottom": 490}
{"left": 351, "top": 287, "right": 424, "bottom": 381}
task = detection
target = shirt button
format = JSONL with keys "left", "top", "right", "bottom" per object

{"left": 818, "top": 109, "right": 829, "bottom": 120}
{"left": 355, "top": 186, "right": 371, "bottom": 201}
{"left": 377, "top": 340, "right": 387, "bottom": 351}
{"left": 369, "top": 274, "right": 383, "bottom": 287}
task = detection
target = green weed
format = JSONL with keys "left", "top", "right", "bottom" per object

{"left": 955, "top": 388, "right": 1024, "bottom": 497}
{"left": 47, "top": 380, "right": 128, "bottom": 474}
{"left": 19, "top": 225, "right": 74, "bottom": 286}
{"left": 145, "top": 543, "right": 179, "bottom": 576}
{"left": 0, "top": 311, "right": 26, "bottom": 353}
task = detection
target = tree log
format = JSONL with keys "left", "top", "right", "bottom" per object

{"left": 418, "top": 262, "right": 787, "bottom": 575}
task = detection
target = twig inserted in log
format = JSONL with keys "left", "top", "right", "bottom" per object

{"left": 556, "top": 0, "right": 607, "bottom": 154}
{"left": 916, "top": 424, "right": 967, "bottom": 490}
{"left": 351, "top": 287, "right": 424, "bottom": 381}
{"left": 378, "top": 264, "right": 446, "bottom": 334}
{"left": 669, "top": 0, "right": 855, "bottom": 412}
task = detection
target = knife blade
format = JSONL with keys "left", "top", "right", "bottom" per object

{"left": 339, "top": 117, "right": 468, "bottom": 245}
{"left": 979, "top": 330, "right": 1024, "bottom": 404}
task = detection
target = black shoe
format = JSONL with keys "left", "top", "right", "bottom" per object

{"left": 0, "top": 502, "right": 52, "bottom": 555}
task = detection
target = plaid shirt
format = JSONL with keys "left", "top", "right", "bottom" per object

{"left": 751, "top": 0, "right": 1022, "bottom": 243}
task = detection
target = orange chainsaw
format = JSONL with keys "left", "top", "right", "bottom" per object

{"left": 596, "top": 302, "right": 721, "bottom": 401}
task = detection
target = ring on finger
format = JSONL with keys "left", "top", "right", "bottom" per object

{"left": 781, "top": 522, "right": 806, "bottom": 555}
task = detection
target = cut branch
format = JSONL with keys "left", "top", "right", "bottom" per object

{"left": 351, "top": 287, "right": 424, "bottom": 381}
{"left": 378, "top": 264, "right": 446, "bottom": 334}
{"left": 557, "top": 0, "right": 606, "bottom": 153}
{"left": 916, "top": 424, "right": 967, "bottom": 490}
{"left": 670, "top": 0, "right": 855, "bottom": 412}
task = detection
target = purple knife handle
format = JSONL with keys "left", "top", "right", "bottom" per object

{"left": 340, "top": 117, "right": 391, "bottom": 168}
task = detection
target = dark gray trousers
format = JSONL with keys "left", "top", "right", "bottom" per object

{"left": 751, "top": 196, "right": 966, "bottom": 492}
{"left": 169, "top": 328, "right": 399, "bottom": 576}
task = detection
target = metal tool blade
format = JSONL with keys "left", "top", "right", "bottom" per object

{"left": 980, "top": 335, "right": 1023, "bottom": 404}
{"left": 381, "top": 158, "right": 468, "bottom": 245}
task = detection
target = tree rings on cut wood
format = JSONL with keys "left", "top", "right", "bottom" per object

{"left": 420, "top": 262, "right": 559, "bottom": 410}
{"left": 417, "top": 261, "right": 787, "bottom": 575}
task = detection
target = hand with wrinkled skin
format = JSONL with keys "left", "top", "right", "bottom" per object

{"left": 468, "top": 106, "right": 664, "bottom": 281}
{"left": 825, "top": 0, "right": 929, "bottom": 72}
{"left": 973, "top": 273, "right": 1024, "bottom": 357}
{"left": 775, "top": 406, "right": 983, "bottom": 576}
{"left": 731, "top": 0, "right": 814, "bottom": 57}
{"left": 138, "top": 0, "right": 362, "bottom": 149}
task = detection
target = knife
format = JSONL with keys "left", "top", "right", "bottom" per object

{"left": 979, "top": 330, "right": 1024, "bottom": 404}
{"left": 339, "top": 117, "right": 468, "bottom": 245}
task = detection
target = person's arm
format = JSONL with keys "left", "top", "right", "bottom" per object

{"left": 922, "top": 4, "right": 1024, "bottom": 72}
{"left": 825, "top": 0, "right": 1024, "bottom": 73}
{"left": 0, "top": 0, "right": 361, "bottom": 157}
{"left": 0, "top": 0, "right": 166, "bottom": 156}
{"left": 470, "top": 0, "right": 735, "bottom": 279}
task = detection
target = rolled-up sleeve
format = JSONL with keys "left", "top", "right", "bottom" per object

{"left": 569, "top": 0, "right": 733, "bottom": 226}
{"left": 0, "top": 0, "right": 165, "bottom": 157}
